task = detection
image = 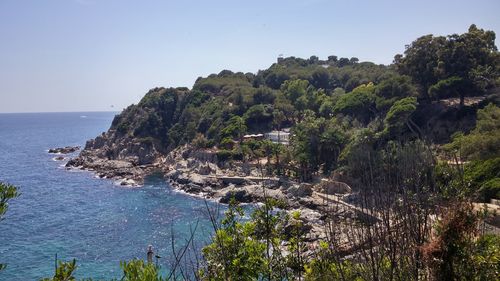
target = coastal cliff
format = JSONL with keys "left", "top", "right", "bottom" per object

{"left": 65, "top": 31, "right": 499, "bottom": 241}
{"left": 66, "top": 87, "right": 190, "bottom": 184}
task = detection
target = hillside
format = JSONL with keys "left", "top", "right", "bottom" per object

{"left": 68, "top": 24, "right": 497, "bottom": 191}
{"left": 52, "top": 24, "right": 500, "bottom": 281}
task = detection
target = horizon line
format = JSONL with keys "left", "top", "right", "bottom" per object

{"left": 0, "top": 110, "right": 121, "bottom": 114}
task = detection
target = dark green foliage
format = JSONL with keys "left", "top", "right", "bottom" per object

{"left": 253, "top": 87, "right": 276, "bottom": 104}
{"left": 337, "top": 57, "right": 350, "bottom": 67}
{"left": 290, "top": 116, "right": 322, "bottom": 181}
{"left": 329, "top": 62, "right": 391, "bottom": 91}
{"left": 383, "top": 96, "right": 419, "bottom": 137}
{"left": 0, "top": 182, "right": 18, "bottom": 221}
{"left": 201, "top": 198, "right": 308, "bottom": 280}
{"left": 119, "top": 259, "right": 164, "bottom": 281}
{"left": 111, "top": 87, "right": 184, "bottom": 149}
{"left": 445, "top": 103, "right": 500, "bottom": 160}
{"left": 220, "top": 116, "right": 247, "bottom": 140}
{"left": 0, "top": 182, "right": 19, "bottom": 271}
{"left": 440, "top": 104, "right": 500, "bottom": 201}
{"left": 394, "top": 34, "right": 445, "bottom": 94}
{"left": 244, "top": 104, "right": 274, "bottom": 132}
{"left": 434, "top": 161, "right": 466, "bottom": 198}
{"left": 263, "top": 67, "right": 291, "bottom": 89}
{"left": 106, "top": 25, "right": 497, "bottom": 166}
{"left": 281, "top": 79, "right": 308, "bottom": 104}
{"left": 193, "top": 72, "right": 252, "bottom": 94}
{"left": 216, "top": 149, "right": 243, "bottom": 162}
{"left": 201, "top": 200, "right": 267, "bottom": 280}
{"left": 309, "top": 67, "right": 330, "bottom": 90}
{"left": 290, "top": 116, "right": 349, "bottom": 180}
{"left": 478, "top": 177, "right": 500, "bottom": 202}
{"left": 465, "top": 158, "right": 500, "bottom": 200}
{"left": 333, "top": 83, "right": 376, "bottom": 123}
{"left": 375, "top": 75, "right": 418, "bottom": 112}
{"left": 396, "top": 24, "right": 499, "bottom": 102}
{"left": 41, "top": 259, "right": 77, "bottom": 281}
{"left": 428, "top": 76, "right": 466, "bottom": 104}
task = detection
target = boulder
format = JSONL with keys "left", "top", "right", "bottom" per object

{"left": 318, "top": 180, "right": 352, "bottom": 195}
{"left": 198, "top": 164, "right": 215, "bottom": 175}
{"left": 49, "top": 146, "right": 80, "bottom": 154}
{"left": 288, "top": 183, "right": 313, "bottom": 198}
{"left": 219, "top": 189, "right": 252, "bottom": 204}
{"left": 184, "top": 183, "right": 203, "bottom": 193}
{"left": 188, "top": 173, "right": 206, "bottom": 186}
{"left": 119, "top": 178, "right": 137, "bottom": 186}
{"left": 176, "top": 174, "right": 191, "bottom": 185}
{"left": 175, "top": 160, "right": 188, "bottom": 170}
{"left": 66, "top": 157, "right": 84, "bottom": 167}
{"left": 165, "top": 170, "right": 181, "bottom": 180}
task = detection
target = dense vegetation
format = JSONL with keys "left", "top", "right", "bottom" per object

{"left": 109, "top": 24, "right": 499, "bottom": 201}
{"left": 2, "top": 25, "right": 500, "bottom": 280}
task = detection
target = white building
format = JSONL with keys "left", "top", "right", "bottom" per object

{"left": 264, "top": 129, "right": 290, "bottom": 145}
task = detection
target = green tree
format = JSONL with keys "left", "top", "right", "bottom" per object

{"left": 281, "top": 79, "right": 309, "bottom": 105}
{"left": 309, "top": 68, "right": 330, "bottom": 90}
{"left": 319, "top": 119, "right": 349, "bottom": 173}
{"left": 446, "top": 103, "right": 500, "bottom": 160}
{"left": 253, "top": 87, "right": 276, "bottom": 104}
{"left": 333, "top": 83, "right": 376, "bottom": 123}
{"left": 201, "top": 199, "right": 266, "bottom": 280}
{"left": 290, "top": 115, "right": 322, "bottom": 181}
{"left": 0, "top": 182, "right": 19, "bottom": 271}
{"left": 428, "top": 76, "right": 466, "bottom": 105}
{"left": 250, "top": 198, "right": 290, "bottom": 280}
{"left": 396, "top": 25, "right": 499, "bottom": 104}
{"left": 444, "top": 103, "right": 500, "bottom": 200}
{"left": 220, "top": 115, "right": 247, "bottom": 142}
{"left": 394, "top": 34, "right": 445, "bottom": 97}
{"left": 244, "top": 104, "right": 274, "bottom": 132}
{"left": 120, "top": 259, "right": 164, "bottom": 281}
{"left": 383, "top": 97, "right": 419, "bottom": 137}
{"left": 374, "top": 75, "right": 418, "bottom": 112}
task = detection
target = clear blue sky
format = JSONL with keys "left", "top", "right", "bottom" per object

{"left": 1, "top": 0, "right": 499, "bottom": 113}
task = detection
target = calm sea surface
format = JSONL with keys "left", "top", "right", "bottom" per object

{"left": 0, "top": 112, "right": 222, "bottom": 280}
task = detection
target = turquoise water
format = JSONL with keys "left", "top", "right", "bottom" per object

{"left": 0, "top": 112, "right": 221, "bottom": 280}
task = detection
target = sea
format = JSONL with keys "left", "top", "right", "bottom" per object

{"left": 0, "top": 112, "right": 227, "bottom": 280}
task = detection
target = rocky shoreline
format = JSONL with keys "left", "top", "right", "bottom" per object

{"left": 60, "top": 138, "right": 378, "bottom": 243}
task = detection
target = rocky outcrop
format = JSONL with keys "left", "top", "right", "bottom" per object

{"left": 65, "top": 129, "right": 163, "bottom": 186}
{"left": 65, "top": 149, "right": 153, "bottom": 186}
{"left": 81, "top": 130, "right": 161, "bottom": 166}
{"left": 66, "top": 87, "right": 191, "bottom": 184}
{"left": 219, "top": 190, "right": 253, "bottom": 203}
{"left": 287, "top": 183, "right": 313, "bottom": 198}
{"left": 317, "top": 179, "right": 352, "bottom": 195}
{"left": 49, "top": 146, "right": 80, "bottom": 154}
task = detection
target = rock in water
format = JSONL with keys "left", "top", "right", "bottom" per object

{"left": 48, "top": 146, "right": 80, "bottom": 154}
